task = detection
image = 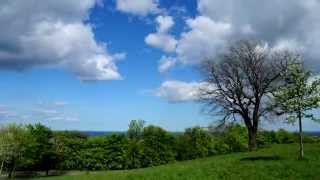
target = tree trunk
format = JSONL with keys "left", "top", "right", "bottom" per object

{"left": 8, "top": 166, "right": 13, "bottom": 179}
{"left": 8, "top": 157, "right": 15, "bottom": 179}
{"left": 298, "top": 111, "right": 304, "bottom": 160}
{"left": 0, "top": 160, "right": 3, "bottom": 175}
{"left": 248, "top": 129, "right": 257, "bottom": 151}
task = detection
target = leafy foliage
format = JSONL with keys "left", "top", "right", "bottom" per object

{"left": 26, "top": 124, "right": 58, "bottom": 174}
{"left": 274, "top": 63, "right": 320, "bottom": 158}
{"left": 274, "top": 64, "right": 320, "bottom": 122}
{"left": 141, "top": 125, "right": 176, "bottom": 167}
{"left": 176, "top": 127, "right": 216, "bottom": 160}
{"left": 0, "top": 124, "right": 34, "bottom": 178}
{"left": 0, "top": 122, "right": 319, "bottom": 178}
{"left": 127, "top": 119, "right": 145, "bottom": 140}
{"left": 126, "top": 140, "right": 144, "bottom": 169}
{"left": 53, "top": 131, "right": 87, "bottom": 170}
{"left": 276, "top": 129, "right": 295, "bottom": 144}
{"left": 222, "top": 124, "right": 248, "bottom": 152}
{"left": 38, "top": 144, "right": 320, "bottom": 180}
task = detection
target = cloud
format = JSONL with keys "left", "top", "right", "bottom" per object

{"left": 146, "top": 0, "right": 320, "bottom": 71}
{"left": 145, "top": 34, "right": 177, "bottom": 53}
{"left": 156, "top": 15, "right": 175, "bottom": 33}
{"left": 0, "top": 108, "right": 19, "bottom": 121}
{"left": 0, "top": 105, "right": 32, "bottom": 121}
{"left": 0, "top": 101, "right": 79, "bottom": 123}
{"left": 54, "top": 101, "right": 69, "bottom": 107}
{"left": 158, "top": 56, "right": 177, "bottom": 73}
{"left": 115, "top": 0, "right": 160, "bottom": 16}
{"left": 176, "top": 16, "right": 232, "bottom": 64}
{"left": 0, "top": 0, "right": 125, "bottom": 81}
{"left": 153, "top": 80, "right": 208, "bottom": 102}
{"left": 47, "top": 116, "right": 79, "bottom": 122}
{"left": 145, "top": 16, "right": 177, "bottom": 53}
{"left": 272, "top": 39, "right": 305, "bottom": 52}
{"left": 31, "top": 101, "right": 79, "bottom": 122}
{"left": 196, "top": 0, "right": 320, "bottom": 69}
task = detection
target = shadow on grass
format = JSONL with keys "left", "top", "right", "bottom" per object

{"left": 240, "top": 155, "right": 282, "bottom": 161}
{"left": 11, "top": 170, "right": 69, "bottom": 179}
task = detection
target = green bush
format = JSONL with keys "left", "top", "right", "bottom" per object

{"left": 2, "top": 122, "right": 319, "bottom": 177}
{"left": 78, "top": 134, "right": 129, "bottom": 170}
{"left": 53, "top": 131, "right": 87, "bottom": 170}
{"left": 302, "top": 135, "right": 317, "bottom": 143}
{"left": 126, "top": 140, "right": 144, "bottom": 169}
{"left": 276, "top": 129, "right": 295, "bottom": 144}
{"left": 176, "top": 127, "right": 216, "bottom": 160}
{"left": 257, "top": 130, "right": 278, "bottom": 147}
{"left": 141, "top": 125, "right": 176, "bottom": 167}
{"left": 79, "top": 136, "right": 109, "bottom": 170}
{"left": 222, "top": 124, "right": 248, "bottom": 152}
{"left": 213, "top": 138, "right": 230, "bottom": 154}
{"left": 104, "top": 134, "right": 129, "bottom": 170}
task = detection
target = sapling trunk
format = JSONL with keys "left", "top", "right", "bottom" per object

{"left": 298, "top": 111, "right": 304, "bottom": 159}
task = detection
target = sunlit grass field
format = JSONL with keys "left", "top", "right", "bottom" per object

{"left": 36, "top": 143, "right": 320, "bottom": 180}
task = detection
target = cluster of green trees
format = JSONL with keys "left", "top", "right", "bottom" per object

{"left": 0, "top": 124, "right": 57, "bottom": 178}
{"left": 0, "top": 121, "right": 319, "bottom": 178}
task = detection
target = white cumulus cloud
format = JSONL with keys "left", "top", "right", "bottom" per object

{"left": 158, "top": 56, "right": 177, "bottom": 73}
{"left": 116, "top": 0, "right": 160, "bottom": 16}
{"left": 145, "top": 15, "right": 177, "bottom": 53}
{"left": 0, "top": 0, "right": 125, "bottom": 81}
{"left": 176, "top": 16, "right": 232, "bottom": 64}
{"left": 153, "top": 80, "right": 209, "bottom": 102}
{"left": 145, "top": 34, "right": 177, "bottom": 53}
{"left": 156, "top": 15, "right": 175, "bottom": 33}
{"left": 196, "top": 0, "right": 320, "bottom": 70}
{"left": 146, "top": 0, "right": 320, "bottom": 72}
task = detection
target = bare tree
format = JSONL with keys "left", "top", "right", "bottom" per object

{"left": 199, "top": 40, "right": 298, "bottom": 151}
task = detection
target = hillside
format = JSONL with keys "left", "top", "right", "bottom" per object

{"left": 38, "top": 143, "right": 320, "bottom": 180}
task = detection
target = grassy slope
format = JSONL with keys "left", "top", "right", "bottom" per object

{"left": 39, "top": 144, "right": 320, "bottom": 180}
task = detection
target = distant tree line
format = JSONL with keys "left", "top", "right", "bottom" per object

{"left": 0, "top": 121, "right": 319, "bottom": 178}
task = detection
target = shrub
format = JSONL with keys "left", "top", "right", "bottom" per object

{"left": 303, "top": 135, "right": 319, "bottom": 143}
{"left": 79, "top": 136, "right": 109, "bottom": 170}
{"left": 53, "top": 131, "right": 87, "bottom": 170}
{"left": 126, "top": 140, "right": 144, "bottom": 169}
{"left": 176, "top": 127, "right": 215, "bottom": 160}
{"left": 79, "top": 134, "right": 129, "bottom": 170}
{"left": 141, "top": 125, "right": 176, "bottom": 167}
{"left": 257, "top": 130, "right": 278, "bottom": 147}
{"left": 3, "top": 122, "right": 318, "bottom": 176}
{"left": 276, "top": 129, "right": 295, "bottom": 144}
{"left": 213, "top": 138, "right": 230, "bottom": 154}
{"left": 104, "top": 134, "right": 129, "bottom": 170}
{"left": 222, "top": 124, "right": 248, "bottom": 152}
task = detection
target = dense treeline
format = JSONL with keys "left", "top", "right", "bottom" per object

{"left": 0, "top": 121, "right": 319, "bottom": 178}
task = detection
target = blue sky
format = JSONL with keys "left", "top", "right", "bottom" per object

{"left": 0, "top": 0, "right": 320, "bottom": 131}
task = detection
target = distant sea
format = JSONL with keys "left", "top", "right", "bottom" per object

{"left": 81, "top": 131, "right": 125, "bottom": 137}
{"left": 304, "top": 131, "right": 320, "bottom": 137}
{"left": 80, "top": 131, "right": 320, "bottom": 137}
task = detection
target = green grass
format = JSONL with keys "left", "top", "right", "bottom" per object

{"left": 38, "top": 144, "right": 320, "bottom": 180}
